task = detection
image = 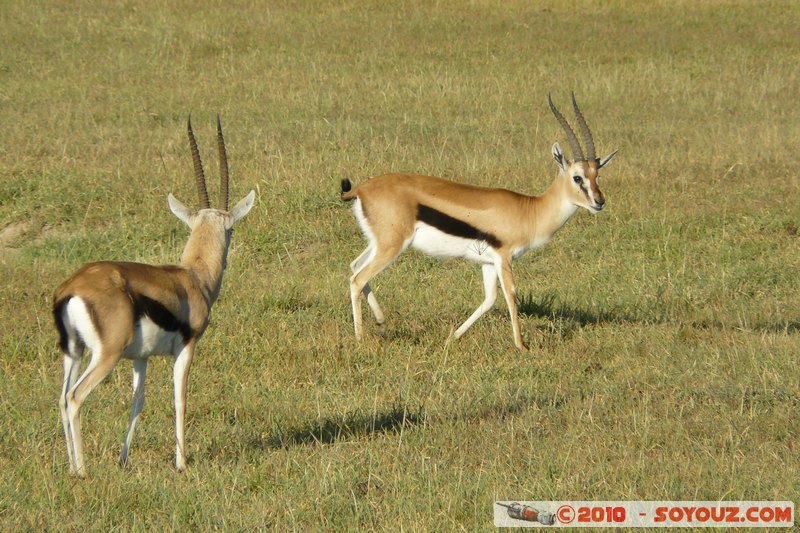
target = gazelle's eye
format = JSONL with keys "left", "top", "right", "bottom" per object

{"left": 573, "top": 175, "right": 582, "bottom": 183}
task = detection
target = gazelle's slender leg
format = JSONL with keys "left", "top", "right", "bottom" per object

{"left": 59, "top": 342, "right": 83, "bottom": 474}
{"left": 364, "top": 284, "right": 386, "bottom": 335}
{"left": 351, "top": 247, "right": 386, "bottom": 333}
{"left": 119, "top": 358, "right": 148, "bottom": 466}
{"left": 173, "top": 342, "right": 195, "bottom": 471}
{"left": 350, "top": 247, "right": 373, "bottom": 274}
{"left": 350, "top": 243, "right": 405, "bottom": 340}
{"left": 66, "top": 346, "right": 123, "bottom": 477}
{"left": 496, "top": 257, "right": 527, "bottom": 350}
{"left": 453, "top": 263, "right": 499, "bottom": 339}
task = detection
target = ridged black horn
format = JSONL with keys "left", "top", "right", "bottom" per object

{"left": 548, "top": 93, "right": 585, "bottom": 162}
{"left": 571, "top": 92, "right": 596, "bottom": 162}
{"left": 187, "top": 116, "right": 210, "bottom": 209}
{"left": 217, "top": 115, "right": 229, "bottom": 211}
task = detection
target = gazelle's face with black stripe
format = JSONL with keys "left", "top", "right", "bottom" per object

{"left": 552, "top": 142, "right": 616, "bottom": 214}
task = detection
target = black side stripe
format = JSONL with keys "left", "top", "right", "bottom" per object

{"left": 417, "top": 204, "right": 502, "bottom": 248}
{"left": 131, "top": 293, "right": 193, "bottom": 341}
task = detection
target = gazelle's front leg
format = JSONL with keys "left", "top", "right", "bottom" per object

{"left": 120, "top": 358, "right": 148, "bottom": 466}
{"left": 173, "top": 341, "right": 196, "bottom": 471}
{"left": 496, "top": 257, "right": 527, "bottom": 350}
{"left": 453, "top": 263, "right": 498, "bottom": 339}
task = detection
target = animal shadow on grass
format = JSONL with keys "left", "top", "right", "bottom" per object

{"left": 518, "top": 292, "right": 800, "bottom": 335}
{"left": 518, "top": 292, "right": 637, "bottom": 327}
{"left": 261, "top": 404, "right": 425, "bottom": 450}
{"left": 244, "top": 392, "right": 569, "bottom": 453}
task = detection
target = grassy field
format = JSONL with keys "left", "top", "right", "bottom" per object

{"left": 1, "top": 0, "right": 799, "bottom": 529}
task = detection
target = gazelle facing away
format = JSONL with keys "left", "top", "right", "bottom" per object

{"left": 341, "top": 94, "right": 617, "bottom": 350}
{"left": 53, "top": 117, "right": 255, "bottom": 476}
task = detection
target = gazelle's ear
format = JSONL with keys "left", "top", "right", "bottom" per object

{"left": 552, "top": 143, "right": 568, "bottom": 172}
{"left": 227, "top": 190, "right": 255, "bottom": 228}
{"left": 168, "top": 193, "right": 194, "bottom": 227}
{"left": 598, "top": 149, "right": 619, "bottom": 169}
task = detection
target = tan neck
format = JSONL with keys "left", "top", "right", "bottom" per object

{"left": 180, "top": 224, "right": 229, "bottom": 303}
{"left": 523, "top": 175, "right": 579, "bottom": 247}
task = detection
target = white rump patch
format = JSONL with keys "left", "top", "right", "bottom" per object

{"left": 353, "top": 200, "right": 376, "bottom": 245}
{"left": 64, "top": 297, "right": 100, "bottom": 353}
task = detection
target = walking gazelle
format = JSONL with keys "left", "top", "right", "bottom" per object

{"left": 341, "top": 94, "right": 618, "bottom": 350}
{"left": 53, "top": 117, "right": 255, "bottom": 476}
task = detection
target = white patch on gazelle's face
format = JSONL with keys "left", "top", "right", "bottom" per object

{"left": 123, "top": 316, "right": 184, "bottom": 358}
{"left": 569, "top": 165, "right": 604, "bottom": 213}
{"left": 552, "top": 142, "right": 607, "bottom": 214}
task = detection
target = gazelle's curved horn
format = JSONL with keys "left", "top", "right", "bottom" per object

{"left": 571, "top": 92, "right": 596, "bottom": 162}
{"left": 548, "top": 94, "right": 584, "bottom": 162}
{"left": 217, "top": 115, "right": 229, "bottom": 211}
{"left": 187, "top": 116, "right": 210, "bottom": 209}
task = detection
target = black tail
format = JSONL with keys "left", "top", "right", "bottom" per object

{"left": 340, "top": 179, "right": 356, "bottom": 201}
{"left": 53, "top": 296, "right": 72, "bottom": 354}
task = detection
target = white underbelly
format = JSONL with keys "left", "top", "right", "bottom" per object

{"left": 123, "top": 316, "right": 183, "bottom": 358}
{"left": 410, "top": 222, "right": 497, "bottom": 264}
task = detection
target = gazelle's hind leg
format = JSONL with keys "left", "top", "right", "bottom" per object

{"left": 65, "top": 343, "right": 124, "bottom": 477}
{"left": 119, "top": 358, "right": 148, "bottom": 466}
{"left": 351, "top": 247, "right": 386, "bottom": 334}
{"left": 350, "top": 242, "right": 406, "bottom": 340}
{"left": 453, "top": 263, "right": 499, "bottom": 340}
{"left": 59, "top": 339, "right": 84, "bottom": 474}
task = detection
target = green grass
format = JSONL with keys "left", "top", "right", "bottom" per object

{"left": 1, "top": 0, "right": 799, "bottom": 529}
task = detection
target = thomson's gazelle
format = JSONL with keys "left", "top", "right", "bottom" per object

{"left": 53, "top": 117, "right": 255, "bottom": 476}
{"left": 341, "top": 94, "right": 617, "bottom": 350}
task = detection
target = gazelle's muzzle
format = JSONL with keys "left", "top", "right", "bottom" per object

{"left": 593, "top": 188, "right": 605, "bottom": 210}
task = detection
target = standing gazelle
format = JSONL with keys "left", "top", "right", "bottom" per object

{"left": 53, "top": 117, "right": 255, "bottom": 476}
{"left": 341, "top": 94, "right": 617, "bottom": 350}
